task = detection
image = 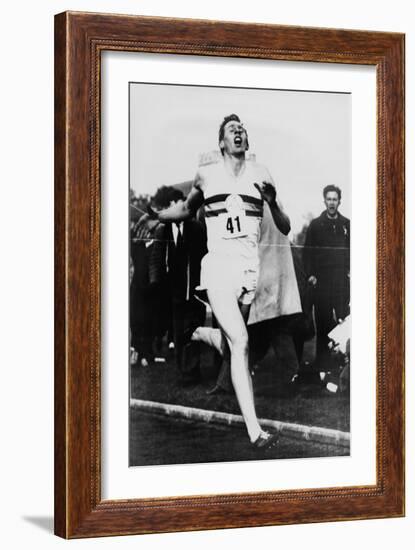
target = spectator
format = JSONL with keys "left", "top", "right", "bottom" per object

{"left": 303, "top": 185, "right": 350, "bottom": 368}
{"left": 130, "top": 219, "right": 158, "bottom": 367}
{"left": 149, "top": 188, "right": 207, "bottom": 386}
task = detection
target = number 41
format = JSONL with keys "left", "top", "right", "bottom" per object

{"left": 226, "top": 216, "right": 241, "bottom": 234}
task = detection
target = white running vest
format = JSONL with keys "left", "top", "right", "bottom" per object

{"left": 199, "top": 161, "right": 267, "bottom": 262}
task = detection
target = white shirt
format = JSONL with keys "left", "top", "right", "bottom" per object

{"left": 171, "top": 222, "right": 184, "bottom": 245}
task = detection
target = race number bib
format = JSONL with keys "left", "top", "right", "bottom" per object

{"left": 221, "top": 194, "right": 247, "bottom": 239}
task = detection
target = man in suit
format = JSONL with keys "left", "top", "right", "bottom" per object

{"left": 149, "top": 187, "right": 207, "bottom": 386}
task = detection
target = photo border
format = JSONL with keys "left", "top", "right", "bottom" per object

{"left": 54, "top": 11, "right": 405, "bottom": 538}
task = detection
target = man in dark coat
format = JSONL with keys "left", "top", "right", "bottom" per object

{"left": 303, "top": 185, "right": 350, "bottom": 367}
{"left": 130, "top": 222, "right": 157, "bottom": 366}
{"left": 149, "top": 189, "right": 207, "bottom": 386}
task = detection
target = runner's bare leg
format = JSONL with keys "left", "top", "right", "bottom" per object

{"left": 191, "top": 327, "right": 227, "bottom": 356}
{"left": 206, "top": 288, "right": 263, "bottom": 443}
{"left": 239, "top": 302, "right": 256, "bottom": 404}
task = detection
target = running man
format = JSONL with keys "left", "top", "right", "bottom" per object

{"left": 148, "top": 114, "right": 291, "bottom": 448}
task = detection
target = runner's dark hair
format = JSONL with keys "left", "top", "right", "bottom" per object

{"left": 218, "top": 114, "right": 249, "bottom": 155}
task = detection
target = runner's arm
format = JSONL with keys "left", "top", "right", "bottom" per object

{"left": 157, "top": 173, "right": 205, "bottom": 222}
{"left": 254, "top": 173, "right": 291, "bottom": 235}
{"left": 267, "top": 193, "right": 291, "bottom": 235}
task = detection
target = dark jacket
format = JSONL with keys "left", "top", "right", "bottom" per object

{"left": 303, "top": 211, "right": 350, "bottom": 280}
{"left": 149, "top": 220, "right": 207, "bottom": 301}
{"left": 130, "top": 239, "right": 153, "bottom": 292}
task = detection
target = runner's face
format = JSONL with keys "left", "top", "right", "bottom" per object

{"left": 221, "top": 121, "right": 248, "bottom": 155}
{"left": 324, "top": 191, "right": 340, "bottom": 216}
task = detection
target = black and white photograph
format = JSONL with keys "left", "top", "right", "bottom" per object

{"left": 128, "top": 82, "right": 351, "bottom": 467}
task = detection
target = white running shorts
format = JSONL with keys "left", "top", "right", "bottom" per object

{"left": 200, "top": 252, "right": 258, "bottom": 305}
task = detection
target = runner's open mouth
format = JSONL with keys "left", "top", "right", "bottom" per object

{"left": 234, "top": 136, "right": 242, "bottom": 145}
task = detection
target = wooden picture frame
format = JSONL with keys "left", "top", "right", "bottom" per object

{"left": 54, "top": 11, "right": 405, "bottom": 538}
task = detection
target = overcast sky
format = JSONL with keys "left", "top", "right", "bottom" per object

{"left": 130, "top": 83, "right": 351, "bottom": 234}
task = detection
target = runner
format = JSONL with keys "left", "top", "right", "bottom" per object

{"left": 148, "top": 114, "right": 291, "bottom": 448}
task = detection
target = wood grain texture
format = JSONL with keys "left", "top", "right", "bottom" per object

{"left": 54, "top": 11, "right": 405, "bottom": 539}
{"left": 54, "top": 11, "right": 68, "bottom": 538}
